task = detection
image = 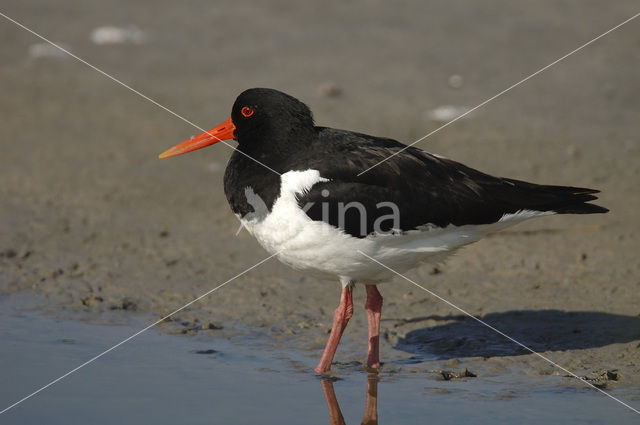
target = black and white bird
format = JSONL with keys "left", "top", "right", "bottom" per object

{"left": 159, "top": 88, "right": 607, "bottom": 374}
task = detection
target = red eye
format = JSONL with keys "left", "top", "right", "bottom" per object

{"left": 241, "top": 106, "right": 254, "bottom": 117}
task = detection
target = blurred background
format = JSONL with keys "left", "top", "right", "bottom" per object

{"left": 1, "top": 1, "right": 639, "bottom": 423}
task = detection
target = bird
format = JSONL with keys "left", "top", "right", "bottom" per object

{"left": 159, "top": 88, "right": 607, "bottom": 375}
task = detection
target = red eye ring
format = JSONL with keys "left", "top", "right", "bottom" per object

{"left": 241, "top": 106, "right": 254, "bottom": 117}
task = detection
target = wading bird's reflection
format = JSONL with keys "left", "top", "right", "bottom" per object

{"left": 321, "top": 373, "right": 379, "bottom": 425}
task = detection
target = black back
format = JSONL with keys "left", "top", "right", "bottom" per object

{"left": 223, "top": 88, "right": 608, "bottom": 237}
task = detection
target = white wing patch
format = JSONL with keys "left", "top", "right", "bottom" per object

{"left": 279, "top": 169, "right": 330, "bottom": 201}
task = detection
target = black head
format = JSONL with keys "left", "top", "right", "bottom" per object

{"left": 230, "top": 88, "right": 315, "bottom": 146}
{"left": 159, "top": 88, "right": 315, "bottom": 160}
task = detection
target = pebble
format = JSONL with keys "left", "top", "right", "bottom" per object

{"left": 577, "top": 369, "right": 619, "bottom": 388}
{"left": 121, "top": 298, "right": 137, "bottom": 310}
{"left": 426, "top": 105, "right": 472, "bottom": 122}
{"left": 194, "top": 349, "right": 217, "bottom": 355}
{"left": 317, "top": 82, "right": 342, "bottom": 98}
{"left": 81, "top": 295, "right": 104, "bottom": 307}
{"left": 441, "top": 368, "right": 477, "bottom": 380}
{"left": 448, "top": 74, "right": 464, "bottom": 89}
{"left": 90, "top": 25, "right": 147, "bottom": 45}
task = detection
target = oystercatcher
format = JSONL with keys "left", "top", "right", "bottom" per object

{"left": 159, "top": 88, "right": 607, "bottom": 374}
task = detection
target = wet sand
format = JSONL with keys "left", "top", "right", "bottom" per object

{"left": 1, "top": 0, "right": 640, "bottom": 417}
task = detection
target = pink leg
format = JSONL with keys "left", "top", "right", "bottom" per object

{"left": 365, "top": 285, "right": 383, "bottom": 370}
{"left": 315, "top": 285, "right": 353, "bottom": 374}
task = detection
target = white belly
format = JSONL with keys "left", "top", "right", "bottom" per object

{"left": 239, "top": 170, "right": 550, "bottom": 283}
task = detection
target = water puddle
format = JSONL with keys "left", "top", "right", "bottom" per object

{"left": 0, "top": 298, "right": 638, "bottom": 424}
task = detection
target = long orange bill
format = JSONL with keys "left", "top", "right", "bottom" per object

{"left": 158, "top": 117, "right": 236, "bottom": 159}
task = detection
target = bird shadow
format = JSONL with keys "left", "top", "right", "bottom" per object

{"left": 391, "top": 310, "right": 640, "bottom": 359}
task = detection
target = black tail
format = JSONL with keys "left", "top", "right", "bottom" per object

{"left": 499, "top": 179, "right": 609, "bottom": 215}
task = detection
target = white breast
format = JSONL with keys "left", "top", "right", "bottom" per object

{"left": 239, "top": 170, "right": 552, "bottom": 284}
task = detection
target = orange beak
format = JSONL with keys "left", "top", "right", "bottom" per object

{"left": 158, "top": 117, "right": 236, "bottom": 159}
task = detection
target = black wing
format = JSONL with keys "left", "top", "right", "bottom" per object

{"left": 295, "top": 128, "right": 607, "bottom": 238}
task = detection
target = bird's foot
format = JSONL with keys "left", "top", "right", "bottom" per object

{"left": 314, "top": 365, "right": 330, "bottom": 375}
{"left": 364, "top": 362, "right": 381, "bottom": 373}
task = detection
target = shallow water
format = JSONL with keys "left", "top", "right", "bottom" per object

{"left": 1, "top": 299, "right": 638, "bottom": 425}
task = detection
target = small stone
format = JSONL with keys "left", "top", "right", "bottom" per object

{"left": 426, "top": 105, "right": 472, "bottom": 122}
{"left": 448, "top": 74, "right": 464, "bottom": 89}
{"left": 194, "top": 349, "right": 218, "bottom": 355}
{"left": 441, "top": 371, "right": 455, "bottom": 380}
{"left": 318, "top": 82, "right": 342, "bottom": 98}
{"left": 208, "top": 322, "right": 223, "bottom": 330}
{"left": 441, "top": 368, "right": 477, "bottom": 380}
{"left": 574, "top": 369, "right": 620, "bottom": 389}
{"left": 121, "top": 298, "right": 137, "bottom": 310}
{"left": 81, "top": 295, "right": 104, "bottom": 307}
{"left": 606, "top": 370, "right": 619, "bottom": 381}
{"left": 90, "top": 25, "right": 147, "bottom": 45}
